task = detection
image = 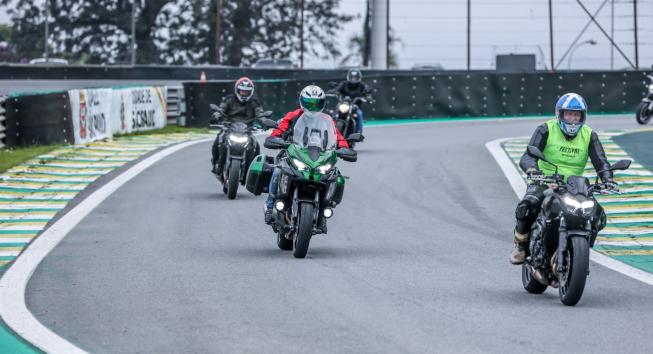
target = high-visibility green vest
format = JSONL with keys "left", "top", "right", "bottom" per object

{"left": 537, "top": 119, "right": 592, "bottom": 181}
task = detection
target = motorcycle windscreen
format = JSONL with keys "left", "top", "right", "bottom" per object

{"left": 566, "top": 176, "right": 591, "bottom": 195}
{"left": 292, "top": 111, "right": 337, "bottom": 152}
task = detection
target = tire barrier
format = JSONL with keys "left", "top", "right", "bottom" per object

{"left": 185, "top": 70, "right": 649, "bottom": 125}
{"left": 0, "top": 96, "right": 6, "bottom": 148}
{"left": 4, "top": 92, "right": 73, "bottom": 147}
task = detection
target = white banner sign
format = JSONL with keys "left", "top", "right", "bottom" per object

{"left": 111, "top": 87, "right": 167, "bottom": 135}
{"left": 69, "top": 89, "right": 113, "bottom": 144}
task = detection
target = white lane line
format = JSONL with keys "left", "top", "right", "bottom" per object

{"left": 485, "top": 137, "right": 653, "bottom": 287}
{"left": 0, "top": 138, "right": 212, "bottom": 354}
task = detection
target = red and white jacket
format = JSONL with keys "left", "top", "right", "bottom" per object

{"left": 270, "top": 109, "right": 350, "bottom": 149}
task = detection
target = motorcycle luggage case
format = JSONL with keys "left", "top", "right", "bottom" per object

{"left": 246, "top": 154, "right": 274, "bottom": 195}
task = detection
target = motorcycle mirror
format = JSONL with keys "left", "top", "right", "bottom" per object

{"left": 347, "top": 133, "right": 363, "bottom": 143}
{"left": 610, "top": 159, "right": 631, "bottom": 171}
{"left": 264, "top": 137, "right": 290, "bottom": 150}
{"left": 328, "top": 81, "right": 337, "bottom": 88}
{"left": 337, "top": 148, "right": 357, "bottom": 162}
{"left": 210, "top": 104, "right": 220, "bottom": 112}
{"left": 259, "top": 118, "right": 278, "bottom": 129}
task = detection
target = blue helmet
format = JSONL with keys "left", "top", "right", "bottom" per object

{"left": 555, "top": 93, "right": 587, "bottom": 137}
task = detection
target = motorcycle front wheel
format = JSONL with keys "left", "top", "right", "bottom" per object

{"left": 293, "top": 203, "right": 314, "bottom": 258}
{"left": 558, "top": 237, "right": 589, "bottom": 306}
{"left": 227, "top": 163, "right": 240, "bottom": 200}
{"left": 636, "top": 102, "right": 652, "bottom": 125}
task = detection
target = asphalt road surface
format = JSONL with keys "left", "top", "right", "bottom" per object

{"left": 26, "top": 116, "right": 653, "bottom": 353}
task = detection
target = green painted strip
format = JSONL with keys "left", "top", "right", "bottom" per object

{"left": 0, "top": 209, "right": 62, "bottom": 213}
{"left": 600, "top": 232, "right": 653, "bottom": 238}
{"left": 1, "top": 180, "right": 90, "bottom": 185}
{"left": 24, "top": 164, "right": 112, "bottom": 171}
{"left": 608, "top": 211, "right": 653, "bottom": 217}
{"left": 0, "top": 321, "right": 40, "bottom": 354}
{"left": 601, "top": 200, "right": 653, "bottom": 206}
{"left": 0, "top": 243, "right": 29, "bottom": 248}
{"left": 606, "top": 221, "right": 653, "bottom": 228}
{"left": 11, "top": 171, "right": 104, "bottom": 177}
{"left": 595, "top": 245, "right": 653, "bottom": 251}
{"left": 0, "top": 187, "right": 79, "bottom": 193}
{"left": 0, "top": 219, "right": 50, "bottom": 223}
{"left": 0, "top": 256, "right": 16, "bottom": 261}
{"left": 0, "top": 230, "right": 38, "bottom": 235}
{"left": 0, "top": 198, "right": 68, "bottom": 202}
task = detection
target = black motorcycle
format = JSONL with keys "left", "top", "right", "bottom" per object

{"left": 635, "top": 73, "right": 653, "bottom": 124}
{"left": 521, "top": 146, "right": 630, "bottom": 306}
{"left": 210, "top": 104, "right": 271, "bottom": 199}
{"left": 326, "top": 93, "right": 370, "bottom": 148}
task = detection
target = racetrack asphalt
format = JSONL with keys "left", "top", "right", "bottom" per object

{"left": 25, "top": 116, "right": 653, "bottom": 353}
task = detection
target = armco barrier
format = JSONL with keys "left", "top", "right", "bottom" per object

{"left": 184, "top": 70, "right": 648, "bottom": 126}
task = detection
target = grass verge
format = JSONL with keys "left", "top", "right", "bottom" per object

{"left": 0, "top": 145, "right": 62, "bottom": 174}
{"left": 114, "top": 125, "right": 211, "bottom": 137}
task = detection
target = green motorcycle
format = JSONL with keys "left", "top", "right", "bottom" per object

{"left": 247, "top": 112, "right": 359, "bottom": 258}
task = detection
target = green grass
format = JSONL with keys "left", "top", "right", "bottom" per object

{"left": 114, "top": 125, "right": 211, "bottom": 137}
{"left": 0, "top": 145, "right": 62, "bottom": 174}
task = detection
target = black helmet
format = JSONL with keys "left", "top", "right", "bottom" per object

{"left": 347, "top": 69, "right": 362, "bottom": 85}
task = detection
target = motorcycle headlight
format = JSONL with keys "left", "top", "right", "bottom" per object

{"left": 563, "top": 195, "right": 594, "bottom": 213}
{"left": 228, "top": 134, "right": 249, "bottom": 144}
{"left": 317, "top": 163, "right": 333, "bottom": 174}
{"left": 338, "top": 104, "right": 350, "bottom": 114}
{"left": 292, "top": 158, "right": 308, "bottom": 171}
{"left": 648, "top": 85, "right": 653, "bottom": 94}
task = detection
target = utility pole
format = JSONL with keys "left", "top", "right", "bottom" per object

{"left": 548, "top": 0, "right": 554, "bottom": 71}
{"left": 370, "top": 0, "right": 388, "bottom": 69}
{"left": 215, "top": 0, "right": 221, "bottom": 64}
{"left": 131, "top": 0, "right": 136, "bottom": 65}
{"left": 386, "top": 0, "right": 390, "bottom": 69}
{"left": 44, "top": 0, "right": 50, "bottom": 63}
{"left": 610, "top": 0, "right": 614, "bottom": 70}
{"left": 466, "top": 0, "right": 471, "bottom": 71}
{"left": 633, "top": 0, "right": 639, "bottom": 70}
{"left": 300, "top": 0, "right": 305, "bottom": 69}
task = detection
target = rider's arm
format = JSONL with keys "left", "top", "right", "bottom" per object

{"left": 270, "top": 109, "right": 302, "bottom": 138}
{"left": 332, "top": 120, "right": 350, "bottom": 149}
{"left": 588, "top": 131, "right": 614, "bottom": 182}
{"left": 519, "top": 124, "right": 548, "bottom": 173}
{"left": 216, "top": 96, "right": 232, "bottom": 121}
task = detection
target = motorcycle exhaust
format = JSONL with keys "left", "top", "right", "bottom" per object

{"left": 529, "top": 265, "right": 549, "bottom": 286}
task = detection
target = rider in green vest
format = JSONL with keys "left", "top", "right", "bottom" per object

{"left": 510, "top": 93, "right": 617, "bottom": 265}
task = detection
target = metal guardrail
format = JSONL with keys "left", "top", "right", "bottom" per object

{"left": 0, "top": 96, "right": 6, "bottom": 148}
{"left": 165, "top": 86, "right": 186, "bottom": 126}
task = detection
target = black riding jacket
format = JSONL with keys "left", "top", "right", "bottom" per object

{"left": 519, "top": 123, "right": 613, "bottom": 182}
{"left": 333, "top": 81, "right": 373, "bottom": 104}
{"left": 217, "top": 94, "right": 264, "bottom": 125}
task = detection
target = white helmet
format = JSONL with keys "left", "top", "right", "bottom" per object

{"left": 234, "top": 77, "right": 254, "bottom": 102}
{"left": 299, "top": 85, "right": 326, "bottom": 112}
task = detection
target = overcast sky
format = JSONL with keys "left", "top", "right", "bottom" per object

{"left": 2, "top": 0, "right": 651, "bottom": 71}
{"left": 310, "top": 0, "right": 653, "bottom": 71}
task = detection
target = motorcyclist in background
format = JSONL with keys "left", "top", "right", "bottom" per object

{"left": 510, "top": 93, "right": 617, "bottom": 264}
{"left": 211, "top": 77, "right": 264, "bottom": 175}
{"left": 329, "top": 69, "right": 373, "bottom": 138}
{"left": 263, "top": 85, "right": 350, "bottom": 225}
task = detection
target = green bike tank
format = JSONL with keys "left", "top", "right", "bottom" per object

{"left": 537, "top": 119, "right": 592, "bottom": 181}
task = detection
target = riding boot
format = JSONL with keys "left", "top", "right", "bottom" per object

{"left": 510, "top": 229, "right": 528, "bottom": 265}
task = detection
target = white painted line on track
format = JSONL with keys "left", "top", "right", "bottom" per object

{"left": 485, "top": 137, "right": 653, "bottom": 287}
{"left": 0, "top": 138, "right": 212, "bottom": 354}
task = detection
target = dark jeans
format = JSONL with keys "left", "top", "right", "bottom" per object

{"left": 266, "top": 167, "right": 281, "bottom": 209}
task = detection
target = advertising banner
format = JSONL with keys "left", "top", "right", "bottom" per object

{"left": 112, "top": 87, "right": 167, "bottom": 135}
{"left": 69, "top": 89, "right": 113, "bottom": 144}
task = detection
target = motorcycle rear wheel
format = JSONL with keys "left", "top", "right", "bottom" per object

{"left": 522, "top": 264, "right": 547, "bottom": 294}
{"left": 558, "top": 237, "right": 589, "bottom": 306}
{"left": 636, "top": 102, "right": 651, "bottom": 125}
{"left": 293, "top": 203, "right": 314, "bottom": 258}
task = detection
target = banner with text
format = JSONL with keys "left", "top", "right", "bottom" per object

{"left": 69, "top": 88, "right": 112, "bottom": 144}
{"left": 111, "top": 87, "right": 167, "bottom": 135}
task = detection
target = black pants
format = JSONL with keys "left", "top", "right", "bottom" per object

{"left": 515, "top": 184, "right": 606, "bottom": 241}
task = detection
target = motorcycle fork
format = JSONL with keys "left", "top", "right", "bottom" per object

{"left": 557, "top": 216, "right": 567, "bottom": 274}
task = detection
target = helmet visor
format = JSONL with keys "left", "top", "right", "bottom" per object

{"left": 237, "top": 89, "right": 252, "bottom": 98}
{"left": 560, "top": 109, "right": 584, "bottom": 124}
{"left": 301, "top": 96, "right": 325, "bottom": 112}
